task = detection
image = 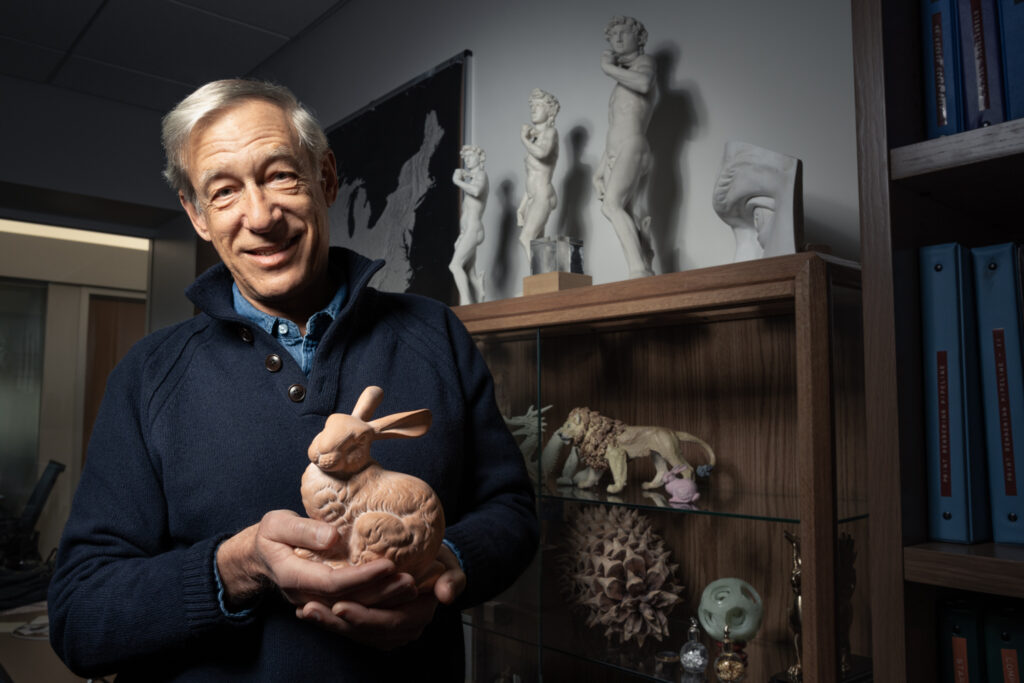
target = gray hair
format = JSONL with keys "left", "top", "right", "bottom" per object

{"left": 162, "top": 79, "right": 329, "bottom": 208}
{"left": 605, "top": 16, "right": 648, "bottom": 53}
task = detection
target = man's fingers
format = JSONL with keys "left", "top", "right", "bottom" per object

{"left": 259, "top": 510, "right": 337, "bottom": 550}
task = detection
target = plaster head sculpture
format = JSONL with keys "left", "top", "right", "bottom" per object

{"left": 296, "top": 386, "right": 446, "bottom": 585}
{"left": 449, "top": 144, "right": 489, "bottom": 305}
{"left": 517, "top": 89, "right": 560, "bottom": 265}
{"left": 711, "top": 140, "right": 804, "bottom": 263}
{"left": 697, "top": 577, "right": 764, "bottom": 644}
{"left": 593, "top": 16, "right": 657, "bottom": 280}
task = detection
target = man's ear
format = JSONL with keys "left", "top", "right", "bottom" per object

{"left": 320, "top": 150, "right": 339, "bottom": 207}
{"left": 180, "top": 192, "right": 212, "bottom": 242}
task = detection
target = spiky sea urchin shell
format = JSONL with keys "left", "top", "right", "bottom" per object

{"left": 560, "top": 506, "right": 683, "bottom": 648}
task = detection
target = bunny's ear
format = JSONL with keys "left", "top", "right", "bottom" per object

{"left": 369, "top": 408, "right": 432, "bottom": 440}
{"left": 351, "top": 386, "right": 385, "bottom": 421}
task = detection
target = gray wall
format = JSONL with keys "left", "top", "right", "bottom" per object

{"left": 1, "top": 0, "right": 859, "bottom": 304}
{"left": 255, "top": 0, "right": 860, "bottom": 297}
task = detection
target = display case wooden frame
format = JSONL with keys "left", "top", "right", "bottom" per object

{"left": 454, "top": 252, "right": 866, "bottom": 681}
{"left": 852, "top": 1, "right": 1024, "bottom": 680}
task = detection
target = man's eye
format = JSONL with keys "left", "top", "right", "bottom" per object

{"left": 212, "top": 187, "right": 234, "bottom": 199}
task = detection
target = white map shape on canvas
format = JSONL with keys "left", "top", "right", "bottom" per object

{"left": 330, "top": 111, "right": 443, "bottom": 293}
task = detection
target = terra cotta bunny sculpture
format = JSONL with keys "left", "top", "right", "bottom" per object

{"left": 296, "top": 386, "right": 444, "bottom": 581}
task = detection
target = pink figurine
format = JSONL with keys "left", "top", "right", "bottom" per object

{"left": 296, "top": 386, "right": 445, "bottom": 583}
{"left": 663, "top": 464, "right": 701, "bottom": 504}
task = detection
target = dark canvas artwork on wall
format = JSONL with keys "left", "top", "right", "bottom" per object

{"left": 326, "top": 52, "right": 467, "bottom": 305}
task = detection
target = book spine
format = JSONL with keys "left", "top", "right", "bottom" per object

{"left": 921, "top": 243, "right": 992, "bottom": 543}
{"left": 971, "top": 243, "right": 1024, "bottom": 544}
{"left": 984, "top": 600, "right": 1023, "bottom": 683}
{"left": 958, "top": 0, "right": 1007, "bottom": 128}
{"left": 924, "top": 0, "right": 965, "bottom": 137}
{"left": 940, "top": 600, "right": 988, "bottom": 682}
{"left": 998, "top": 0, "right": 1024, "bottom": 120}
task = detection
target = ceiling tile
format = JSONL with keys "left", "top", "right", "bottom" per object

{"left": 171, "top": 0, "right": 340, "bottom": 38}
{"left": 0, "top": 0, "right": 105, "bottom": 51}
{"left": 0, "top": 37, "right": 64, "bottom": 83}
{"left": 70, "top": 0, "right": 287, "bottom": 86}
{"left": 51, "top": 56, "right": 195, "bottom": 112}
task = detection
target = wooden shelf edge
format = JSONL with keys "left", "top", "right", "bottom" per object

{"left": 903, "top": 542, "right": 1024, "bottom": 598}
{"left": 890, "top": 118, "right": 1024, "bottom": 180}
{"left": 454, "top": 252, "right": 859, "bottom": 335}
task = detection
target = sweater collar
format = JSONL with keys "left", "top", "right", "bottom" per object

{"left": 186, "top": 247, "right": 384, "bottom": 325}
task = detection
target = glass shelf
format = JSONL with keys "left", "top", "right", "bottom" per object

{"left": 540, "top": 483, "right": 869, "bottom": 525}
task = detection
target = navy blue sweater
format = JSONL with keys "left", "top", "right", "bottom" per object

{"left": 48, "top": 248, "right": 538, "bottom": 681}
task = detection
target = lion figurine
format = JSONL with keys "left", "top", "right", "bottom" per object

{"left": 546, "top": 406, "right": 716, "bottom": 494}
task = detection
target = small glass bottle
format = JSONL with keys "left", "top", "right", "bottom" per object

{"left": 680, "top": 617, "right": 709, "bottom": 675}
{"left": 713, "top": 625, "right": 746, "bottom": 682}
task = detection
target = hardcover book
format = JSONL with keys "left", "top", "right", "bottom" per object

{"left": 924, "top": 0, "right": 965, "bottom": 137}
{"left": 985, "top": 600, "right": 1023, "bottom": 683}
{"left": 998, "top": 0, "right": 1024, "bottom": 120}
{"left": 920, "top": 243, "right": 991, "bottom": 543}
{"left": 971, "top": 243, "right": 1024, "bottom": 544}
{"left": 940, "top": 599, "right": 987, "bottom": 683}
{"left": 957, "top": 0, "right": 1006, "bottom": 128}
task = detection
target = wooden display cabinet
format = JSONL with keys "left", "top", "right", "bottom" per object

{"left": 852, "top": 2, "right": 1024, "bottom": 680}
{"left": 454, "top": 252, "right": 868, "bottom": 681}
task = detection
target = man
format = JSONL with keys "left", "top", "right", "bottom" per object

{"left": 593, "top": 15, "right": 657, "bottom": 279}
{"left": 48, "top": 79, "right": 538, "bottom": 681}
{"left": 516, "top": 88, "right": 559, "bottom": 265}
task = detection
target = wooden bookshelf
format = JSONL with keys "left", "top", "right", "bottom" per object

{"left": 852, "top": 1, "right": 1024, "bottom": 680}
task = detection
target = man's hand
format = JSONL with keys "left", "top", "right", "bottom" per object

{"left": 215, "top": 510, "right": 406, "bottom": 610}
{"left": 295, "top": 542, "right": 467, "bottom": 649}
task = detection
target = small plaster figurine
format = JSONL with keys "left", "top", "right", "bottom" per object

{"left": 551, "top": 406, "right": 716, "bottom": 495}
{"left": 517, "top": 89, "right": 560, "bottom": 264}
{"left": 450, "top": 144, "right": 489, "bottom": 305}
{"left": 663, "top": 464, "right": 701, "bottom": 504}
{"left": 296, "top": 386, "right": 445, "bottom": 583}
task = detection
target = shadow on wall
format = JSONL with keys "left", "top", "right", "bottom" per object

{"left": 647, "top": 44, "right": 704, "bottom": 276}
{"left": 555, "top": 124, "right": 593, "bottom": 244}
{"left": 489, "top": 178, "right": 520, "bottom": 295}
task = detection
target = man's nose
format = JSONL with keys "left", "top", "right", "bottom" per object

{"left": 242, "top": 186, "right": 280, "bottom": 232}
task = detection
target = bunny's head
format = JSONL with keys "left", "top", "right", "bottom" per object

{"left": 308, "top": 386, "right": 432, "bottom": 475}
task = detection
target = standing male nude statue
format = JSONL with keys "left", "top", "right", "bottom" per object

{"left": 593, "top": 16, "right": 657, "bottom": 279}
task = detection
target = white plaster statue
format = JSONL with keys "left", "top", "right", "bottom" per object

{"left": 711, "top": 140, "right": 804, "bottom": 262}
{"left": 449, "top": 145, "right": 489, "bottom": 305}
{"left": 517, "top": 89, "right": 560, "bottom": 263}
{"left": 594, "top": 16, "right": 657, "bottom": 279}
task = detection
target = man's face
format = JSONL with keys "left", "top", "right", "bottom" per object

{"left": 462, "top": 149, "right": 480, "bottom": 169}
{"left": 180, "top": 98, "right": 338, "bottom": 322}
{"left": 607, "top": 24, "right": 639, "bottom": 55}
